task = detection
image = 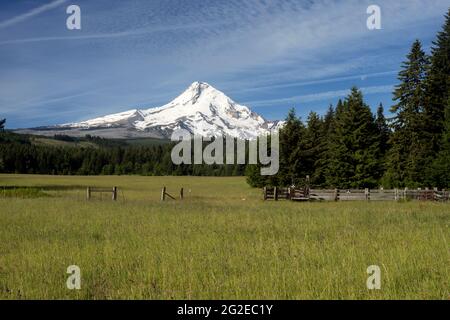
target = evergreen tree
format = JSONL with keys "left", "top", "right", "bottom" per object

{"left": 384, "top": 40, "right": 432, "bottom": 187}
{"left": 0, "top": 119, "right": 5, "bottom": 131}
{"left": 304, "top": 111, "right": 325, "bottom": 186}
{"left": 245, "top": 164, "right": 265, "bottom": 188}
{"left": 375, "top": 104, "right": 390, "bottom": 156}
{"left": 313, "top": 106, "right": 335, "bottom": 187}
{"left": 277, "top": 108, "right": 306, "bottom": 186}
{"left": 425, "top": 8, "right": 450, "bottom": 153}
{"left": 322, "top": 105, "right": 335, "bottom": 134}
{"left": 326, "top": 88, "right": 381, "bottom": 188}
{"left": 428, "top": 97, "right": 450, "bottom": 188}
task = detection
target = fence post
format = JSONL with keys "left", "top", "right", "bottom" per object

{"left": 161, "top": 186, "right": 166, "bottom": 201}
{"left": 287, "top": 187, "right": 291, "bottom": 200}
{"left": 263, "top": 187, "right": 267, "bottom": 201}
{"left": 274, "top": 187, "right": 278, "bottom": 201}
{"left": 394, "top": 188, "right": 398, "bottom": 201}
{"left": 365, "top": 188, "right": 369, "bottom": 201}
{"left": 112, "top": 187, "right": 117, "bottom": 201}
{"left": 180, "top": 188, "right": 184, "bottom": 200}
{"left": 305, "top": 175, "right": 310, "bottom": 196}
{"left": 334, "top": 188, "right": 338, "bottom": 201}
{"left": 86, "top": 187, "right": 91, "bottom": 200}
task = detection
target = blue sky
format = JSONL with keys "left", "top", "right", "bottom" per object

{"left": 0, "top": 0, "right": 449, "bottom": 129}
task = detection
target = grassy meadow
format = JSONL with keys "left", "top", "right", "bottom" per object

{"left": 0, "top": 174, "right": 448, "bottom": 300}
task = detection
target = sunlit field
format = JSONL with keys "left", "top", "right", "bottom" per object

{"left": 0, "top": 174, "right": 448, "bottom": 299}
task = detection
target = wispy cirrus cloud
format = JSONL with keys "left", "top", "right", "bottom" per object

{"left": 0, "top": 0, "right": 67, "bottom": 30}
{"left": 232, "top": 71, "right": 398, "bottom": 94}
{"left": 246, "top": 85, "right": 395, "bottom": 107}
{"left": 0, "top": 21, "right": 228, "bottom": 46}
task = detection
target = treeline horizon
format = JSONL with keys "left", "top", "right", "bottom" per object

{"left": 0, "top": 133, "right": 247, "bottom": 177}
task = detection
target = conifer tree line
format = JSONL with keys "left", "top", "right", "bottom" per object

{"left": 247, "top": 9, "right": 450, "bottom": 189}
{"left": 0, "top": 133, "right": 246, "bottom": 176}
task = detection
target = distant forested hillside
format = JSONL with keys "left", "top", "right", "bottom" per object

{"left": 0, "top": 132, "right": 246, "bottom": 177}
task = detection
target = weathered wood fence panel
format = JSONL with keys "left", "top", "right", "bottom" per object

{"left": 309, "top": 189, "right": 337, "bottom": 201}
{"left": 277, "top": 187, "right": 290, "bottom": 200}
{"left": 263, "top": 187, "right": 308, "bottom": 201}
{"left": 434, "top": 190, "right": 450, "bottom": 201}
{"left": 369, "top": 189, "right": 397, "bottom": 201}
{"left": 338, "top": 189, "right": 367, "bottom": 201}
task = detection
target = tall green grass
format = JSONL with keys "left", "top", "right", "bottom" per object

{"left": 0, "top": 187, "right": 49, "bottom": 198}
{"left": 0, "top": 174, "right": 448, "bottom": 299}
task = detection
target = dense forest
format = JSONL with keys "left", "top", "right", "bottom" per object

{"left": 1, "top": 9, "right": 449, "bottom": 188}
{"left": 0, "top": 132, "right": 246, "bottom": 177}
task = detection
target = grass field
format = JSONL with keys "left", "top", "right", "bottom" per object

{"left": 0, "top": 174, "right": 448, "bottom": 300}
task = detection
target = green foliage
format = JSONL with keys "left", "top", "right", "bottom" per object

{"left": 375, "top": 104, "right": 390, "bottom": 156}
{"left": 427, "top": 98, "right": 450, "bottom": 188}
{"left": 325, "top": 88, "right": 381, "bottom": 188}
{"left": 303, "top": 112, "right": 324, "bottom": 184}
{"left": 425, "top": 8, "right": 450, "bottom": 152}
{"left": 0, "top": 133, "right": 244, "bottom": 177}
{"left": 246, "top": 90, "right": 389, "bottom": 189}
{"left": 245, "top": 164, "right": 265, "bottom": 188}
{"left": 312, "top": 106, "right": 335, "bottom": 187}
{"left": 384, "top": 40, "right": 433, "bottom": 188}
{"left": 278, "top": 109, "right": 307, "bottom": 186}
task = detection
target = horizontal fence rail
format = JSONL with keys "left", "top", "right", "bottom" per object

{"left": 86, "top": 186, "right": 118, "bottom": 201}
{"left": 263, "top": 187, "right": 450, "bottom": 202}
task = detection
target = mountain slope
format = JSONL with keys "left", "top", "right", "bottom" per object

{"left": 18, "top": 82, "right": 282, "bottom": 140}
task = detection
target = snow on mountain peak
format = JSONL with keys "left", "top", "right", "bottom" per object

{"left": 57, "top": 82, "right": 282, "bottom": 140}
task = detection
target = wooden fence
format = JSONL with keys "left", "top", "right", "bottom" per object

{"left": 86, "top": 186, "right": 118, "bottom": 201}
{"left": 263, "top": 187, "right": 309, "bottom": 201}
{"left": 161, "top": 186, "right": 184, "bottom": 201}
{"left": 263, "top": 187, "right": 450, "bottom": 202}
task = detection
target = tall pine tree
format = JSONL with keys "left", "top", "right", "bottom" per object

{"left": 375, "top": 104, "right": 390, "bottom": 156}
{"left": 313, "top": 106, "right": 335, "bottom": 187}
{"left": 326, "top": 88, "right": 381, "bottom": 188}
{"left": 425, "top": 8, "right": 450, "bottom": 153}
{"left": 303, "top": 112, "right": 324, "bottom": 185}
{"left": 277, "top": 108, "right": 306, "bottom": 186}
{"left": 384, "top": 40, "right": 431, "bottom": 187}
{"left": 245, "top": 109, "right": 307, "bottom": 187}
{"left": 428, "top": 97, "right": 450, "bottom": 188}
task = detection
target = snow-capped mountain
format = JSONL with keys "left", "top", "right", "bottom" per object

{"left": 19, "top": 82, "right": 283, "bottom": 140}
